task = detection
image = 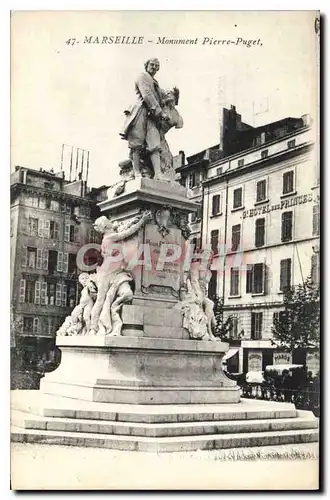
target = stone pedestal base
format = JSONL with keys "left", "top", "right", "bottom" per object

{"left": 40, "top": 336, "right": 240, "bottom": 405}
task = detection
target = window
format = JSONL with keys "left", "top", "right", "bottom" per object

{"left": 273, "top": 311, "right": 286, "bottom": 327}
{"left": 89, "top": 228, "right": 101, "bottom": 244}
{"left": 27, "top": 247, "right": 37, "bottom": 268}
{"left": 191, "top": 237, "right": 201, "bottom": 253}
{"left": 34, "top": 281, "right": 41, "bottom": 304}
{"left": 230, "top": 316, "right": 239, "bottom": 339}
{"left": 48, "top": 283, "right": 56, "bottom": 306}
{"left": 50, "top": 221, "right": 60, "bottom": 239}
{"left": 50, "top": 200, "right": 60, "bottom": 212}
{"left": 29, "top": 218, "right": 38, "bottom": 236}
{"left": 230, "top": 267, "right": 240, "bottom": 296}
{"left": 57, "top": 252, "right": 63, "bottom": 272}
{"left": 281, "top": 211, "right": 293, "bottom": 242}
{"left": 210, "top": 230, "right": 219, "bottom": 254}
{"left": 287, "top": 139, "right": 296, "bottom": 149}
{"left": 246, "top": 263, "right": 265, "bottom": 294}
{"left": 313, "top": 204, "right": 320, "bottom": 236}
{"left": 238, "top": 159, "right": 244, "bottom": 168}
{"left": 282, "top": 171, "right": 294, "bottom": 194}
{"left": 189, "top": 172, "right": 200, "bottom": 188}
{"left": 233, "top": 187, "right": 243, "bottom": 209}
{"left": 68, "top": 285, "right": 77, "bottom": 308}
{"left": 251, "top": 312, "right": 262, "bottom": 340}
{"left": 62, "top": 284, "right": 67, "bottom": 307}
{"left": 231, "top": 224, "right": 241, "bottom": 251}
{"left": 212, "top": 194, "right": 220, "bottom": 216}
{"left": 280, "top": 258, "right": 292, "bottom": 291}
{"left": 65, "top": 224, "right": 77, "bottom": 243}
{"left": 39, "top": 197, "right": 46, "bottom": 209}
{"left": 56, "top": 284, "right": 62, "bottom": 306}
{"left": 216, "top": 167, "right": 223, "bottom": 176}
{"left": 25, "top": 280, "right": 35, "bottom": 304}
{"left": 246, "top": 265, "right": 253, "bottom": 294}
{"left": 48, "top": 317, "right": 54, "bottom": 336}
{"left": 261, "top": 149, "right": 268, "bottom": 159}
{"left": 311, "top": 253, "right": 320, "bottom": 285}
{"left": 41, "top": 282, "right": 48, "bottom": 305}
{"left": 23, "top": 317, "right": 33, "bottom": 334}
{"left": 208, "top": 270, "right": 217, "bottom": 299}
{"left": 256, "top": 180, "right": 267, "bottom": 203}
{"left": 66, "top": 204, "right": 72, "bottom": 215}
{"left": 255, "top": 218, "right": 265, "bottom": 247}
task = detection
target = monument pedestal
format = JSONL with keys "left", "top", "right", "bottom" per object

{"left": 40, "top": 336, "right": 240, "bottom": 405}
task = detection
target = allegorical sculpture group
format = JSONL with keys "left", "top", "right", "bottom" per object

{"left": 57, "top": 58, "right": 218, "bottom": 341}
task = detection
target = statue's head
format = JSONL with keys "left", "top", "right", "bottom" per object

{"left": 93, "top": 215, "right": 114, "bottom": 234}
{"left": 78, "top": 273, "right": 90, "bottom": 287}
{"left": 144, "top": 58, "right": 160, "bottom": 77}
{"left": 162, "top": 89, "right": 176, "bottom": 108}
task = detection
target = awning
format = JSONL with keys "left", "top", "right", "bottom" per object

{"left": 222, "top": 347, "right": 239, "bottom": 362}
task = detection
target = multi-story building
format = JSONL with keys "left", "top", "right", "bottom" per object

{"left": 177, "top": 106, "right": 320, "bottom": 374}
{"left": 10, "top": 166, "right": 102, "bottom": 377}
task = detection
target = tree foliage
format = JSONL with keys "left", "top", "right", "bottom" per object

{"left": 271, "top": 276, "right": 320, "bottom": 351}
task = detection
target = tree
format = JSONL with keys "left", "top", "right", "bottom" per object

{"left": 271, "top": 275, "right": 320, "bottom": 352}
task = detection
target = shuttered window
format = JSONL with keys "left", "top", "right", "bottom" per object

{"left": 42, "top": 250, "right": 49, "bottom": 270}
{"left": 19, "top": 279, "right": 26, "bottom": 303}
{"left": 281, "top": 211, "right": 293, "bottom": 242}
{"left": 230, "top": 268, "right": 240, "bottom": 296}
{"left": 231, "top": 224, "right": 241, "bottom": 252}
{"left": 255, "top": 218, "right": 265, "bottom": 247}
{"left": 212, "top": 195, "right": 220, "bottom": 216}
{"left": 57, "top": 252, "right": 63, "bottom": 272}
{"left": 280, "top": 259, "right": 292, "bottom": 291}
{"left": 251, "top": 312, "right": 262, "bottom": 340}
{"left": 61, "top": 285, "right": 67, "bottom": 307}
{"left": 256, "top": 180, "right": 267, "bottom": 202}
{"left": 41, "top": 282, "right": 48, "bottom": 305}
{"left": 283, "top": 171, "right": 294, "bottom": 194}
{"left": 311, "top": 254, "right": 320, "bottom": 285}
{"left": 34, "top": 281, "right": 41, "bottom": 305}
{"left": 233, "top": 188, "right": 243, "bottom": 209}
{"left": 210, "top": 230, "right": 219, "bottom": 254}
{"left": 56, "top": 284, "right": 62, "bottom": 306}
{"left": 312, "top": 204, "right": 320, "bottom": 236}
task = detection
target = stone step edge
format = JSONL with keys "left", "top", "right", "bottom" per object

{"left": 11, "top": 425, "right": 319, "bottom": 444}
{"left": 11, "top": 426, "right": 319, "bottom": 452}
{"left": 12, "top": 409, "right": 317, "bottom": 431}
{"left": 11, "top": 411, "right": 318, "bottom": 437}
{"left": 11, "top": 403, "right": 298, "bottom": 423}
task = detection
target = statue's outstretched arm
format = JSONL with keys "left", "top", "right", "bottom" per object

{"left": 109, "top": 211, "right": 152, "bottom": 242}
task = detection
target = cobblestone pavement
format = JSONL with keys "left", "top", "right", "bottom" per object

{"left": 11, "top": 442, "right": 319, "bottom": 490}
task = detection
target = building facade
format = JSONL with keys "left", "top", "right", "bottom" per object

{"left": 177, "top": 107, "right": 320, "bottom": 374}
{"left": 10, "top": 166, "right": 102, "bottom": 375}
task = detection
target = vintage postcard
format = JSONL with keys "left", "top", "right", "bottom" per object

{"left": 10, "top": 10, "right": 320, "bottom": 490}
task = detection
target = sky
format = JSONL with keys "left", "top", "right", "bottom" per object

{"left": 11, "top": 10, "right": 318, "bottom": 188}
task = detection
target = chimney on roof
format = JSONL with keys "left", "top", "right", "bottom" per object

{"left": 301, "top": 114, "right": 312, "bottom": 127}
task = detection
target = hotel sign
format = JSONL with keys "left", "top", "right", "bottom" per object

{"left": 242, "top": 192, "right": 315, "bottom": 219}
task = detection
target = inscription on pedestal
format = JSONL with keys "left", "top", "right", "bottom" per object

{"left": 141, "top": 224, "right": 183, "bottom": 298}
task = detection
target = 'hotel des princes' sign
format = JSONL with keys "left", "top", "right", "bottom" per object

{"left": 242, "top": 191, "right": 319, "bottom": 219}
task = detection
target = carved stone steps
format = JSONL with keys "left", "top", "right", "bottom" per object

{"left": 11, "top": 425, "right": 319, "bottom": 453}
{"left": 11, "top": 410, "right": 318, "bottom": 439}
{"left": 10, "top": 391, "right": 299, "bottom": 423}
